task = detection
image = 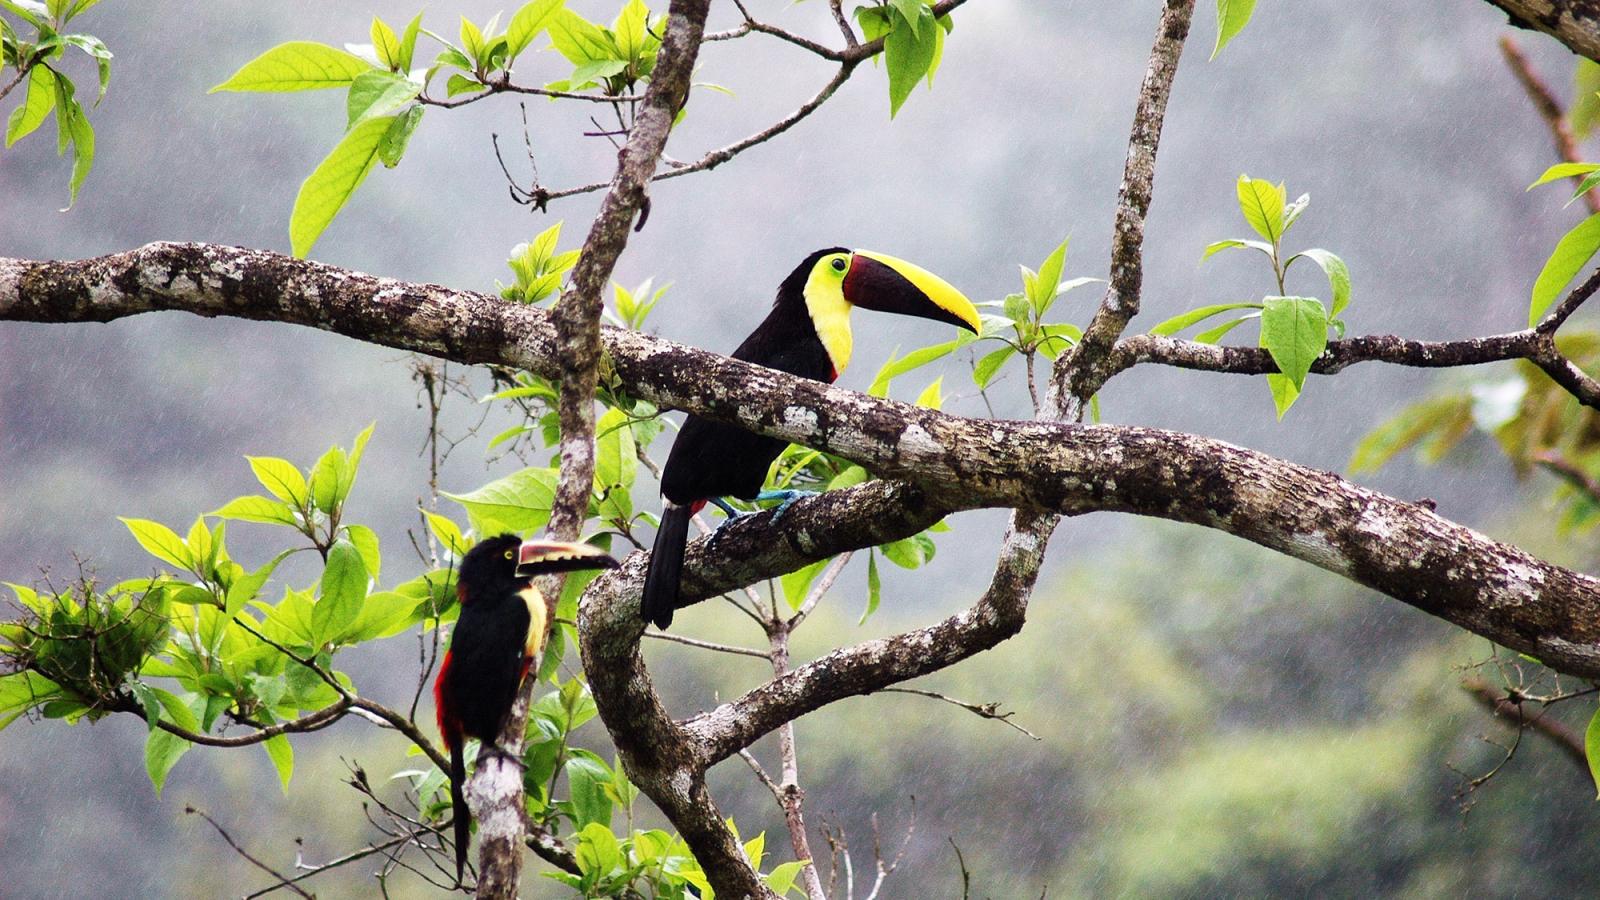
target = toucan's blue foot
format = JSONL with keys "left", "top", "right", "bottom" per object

{"left": 754, "top": 489, "right": 820, "bottom": 523}
{"left": 704, "top": 498, "right": 753, "bottom": 549}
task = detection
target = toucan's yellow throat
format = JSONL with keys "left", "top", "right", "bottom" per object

{"left": 799, "top": 248, "right": 980, "bottom": 375}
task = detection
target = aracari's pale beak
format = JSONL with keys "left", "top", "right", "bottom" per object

{"left": 842, "top": 250, "right": 981, "bottom": 334}
{"left": 516, "top": 540, "right": 620, "bottom": 578}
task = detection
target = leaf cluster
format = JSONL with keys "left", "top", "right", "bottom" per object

{"left": 2, "top": 0, "right": 109, "bottom": 206}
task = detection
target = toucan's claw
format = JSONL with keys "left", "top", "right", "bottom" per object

{"left": 704, "top": 501, "right": 755, "bottom": 551}
{"left": 707, "top": 497, "right": 741, "bottom": 518}
{"left": 755, "top": 489, "right": 820, "bottom": 523}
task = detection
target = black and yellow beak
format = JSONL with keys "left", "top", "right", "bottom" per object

{"left": 516, "top": 540, "right": 620, "bottom": 577}
{"left": 842, "top": 250, "right": 981, "bottom": 333}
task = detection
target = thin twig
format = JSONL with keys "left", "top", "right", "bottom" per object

{"left": 880, "top": 686, "right": 1040, "bottom": 739}
{"left": 188, "top": 807, "right": 315, "bottom": 900}
{"left": 791, "top": 550, "right": 853, "bottom": 626}
{"left": 643, "top": 629, "right": 771, "bottom": 658}
{"left": 1463, "top": 678, "right": 1591, "bottom": 770}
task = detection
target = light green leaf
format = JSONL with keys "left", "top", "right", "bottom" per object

{"left": 210, "top": 41, "right": 373, "bottom": 92}
{"left": 344, "top": 524, "right": 381, "bottom": 580}
{"left": 0, "top": 0, "right": 45, "bottom": 27}
{"left": 1586, "top": 705, "right": 1600, "bottom": 798}
{"left": 548, "top": 9, "right": 614, "bottom": 66}
{"left": 1530, "top": 211, "right": 1600, "bottom": 326}
{"left": 566, "top": 755, "right": 613, "bottom": 829}
{"left": 780, "top": 557, "right": 830, "bottom": 610}
{"left": 884, "top": 4, "right": 937, "bottom": 117}
{"left": 289, "top": 113, "right": 395, "bottom": 257}
{"left": 1528, "top": 161, "right": 1600, "bottom": 190}
{"left": 345, "top": 69, "right": 420, "bottom": 126}
{"left": 120, "top": 517, "right": 193, "bottom": 570}
{"left": 6, "top": 64, "right": 56, "bottom": 148}
{"left": 1572, "top": 60, "right": 1600, "bottom": 140}
{"left": 338, "top": 590, "right": 417, "bottom": 642}
{"left": 396, "top": 12, "right": 423, "bottom": 72}
{"left": 972, "top": 344, "right": 1016, "bottom": 388}
{"left": 145, "top": 728, "right": 191, "bottom": 795}
{"left": 424, "top": 510, "right": 469, "bottom": 556}
{"left": 1266, "top": 372, "right": 1300, "bottom": 419}
{"left": 312, "top": 540, "right": 367, "bottom": 647}
{"left": 1288, "top": 249, "right": 1352, "bottom": 317}
{"left": 1258, "top": 296, "right": 1328, "bottom": 390}
{"left": 308, "top": 445, "right": 350, "bottom": 514}
{"left": 1150, "top": 302, "right": 1262, "bottom": 336}
{"left": 868, "top": 338, "right": 962, "bottom": 396}
{"left": 61, "top": 97, "right": 94, "bottom": 208}
{"left": 889, "top": 0, "right": 925, "bottom": 37}
{"left": 210, "top": 495, "right": 298, "bottom": 527}
{"left": 264, "top": 733, "right": 294, "bottom": 792}
{"left": 766, "top": 860, "right": 812, "bottom": 895}
{"left": 1201, "top": 238, "right": 1274, "bottom": 261}
{"left": 377, "top": 104, "right": 423, "bottom": 167}
{"left": 860, "top": 550, "right": 881, "bottom": 624}
{"left": 1194, "top": 313, "right": 1256, "bottom": 344}
{"left": 247, "top": 456, "right": 307, "bottom": 506}
{"left": 1211, "top": 0, "right": 1257, "bottom": 59}
{"left": 914, "top": 375, "right": 944, "bottom": 409}
{"left": 442, "top": 467, "right": 559, "bottom": 534}
{"left": 1236, "top": 174, "right": 1286, "bottom": 244}
{"left": 507, "top": 0, "right": 564, "bottom": 59}
{"left": 1031, "top": 238, "right": 1068, "bottom": 312}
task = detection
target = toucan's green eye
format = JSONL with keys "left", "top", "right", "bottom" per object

{"left": 830, "top": 257, "right": 847, "bottom": 273}
{"left": 504, "top": 549, "right": 515, "bottom": 560}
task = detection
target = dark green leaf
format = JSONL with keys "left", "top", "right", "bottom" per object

{"left": 565, "top": 754, "right": 613, "bottom": 830}
{"left": 312, "top": 540, "right": 367, "bottom": 647}
{"left": 972, "top": 344, "right": 1016, "bottom": 388}
{"left": 345, "top": 69, "right": 420, "bottom": 126}
{"left": 377, "top": 104, "right": 422, "bottom": 167}
{"left": 860, "top": 550, "right": 881, "bottom": 624}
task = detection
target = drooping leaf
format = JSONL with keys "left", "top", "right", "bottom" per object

{"left": 263, "top": 733, "right": 294, "bottom": 792}
{"left": 210, "top": 41, "right": 373, "bottom": 92}
{"left": 377, "top": 104, "right": 423, "bottom": 167}
{"left": 1258, "top": 296, "right": 1328, "bottom": 390}
{"left": 5, "top": 63, "right": 56, "bottom": 147}
{"left": 884, "top": 4, "right": 938, "bottom": 117}
{"left": 1288, "top": 249, "right": 1352, "bottom": 317}
{"left": 1586, "top": 705, "right": 1600, "bottom": 798}
{"left": 860, "top": 550, "right": 882, "bottom": 624}
{"left": 1571, "top": 59, "right": 1600, "bottom": 140}
{"left": 345, "top": 69, "right": 420, "bottom": 126}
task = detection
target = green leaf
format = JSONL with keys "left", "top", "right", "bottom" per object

{"left": 1266, "top": 372, "right": 1300, "bottom": 419}
{"left": 424, "top": 510, "right": 469, "bottom": 556}
{"left": 1194, "top": 314, "right": 1255, "bottom": 344}
{"left": 914, "top": 375, "right": 944, "bottom": 409}
{"left": 0, "top": 0, "right": 45, "bottom": 27}
{"left": 1258, "top": 296, "right": 1328, "bottom": 390}
{"left": 1032, "top": 238, "right": 1068, "bottom": 312}
{"left": 860, "top": 550, "right": 881, "bottom": 624}
{"left": 225, "top": 549, "right": 294, "bottom": 615}
{"left": 312, "top": 540, "right": 367, "bottom": 647}
{"left": 566, "top": 754, "right": 613, "bottom": 829}
{"left": 264, "top": 733, "right": 294, "bottom": 792}
{"left": 211, "top": 495, "right": 298, "bottom": 527}
{"left": 210, "top": 41, "right": 373, "bottom": 92}
{"left": 1528, "top": 162, "right": 1600, "bottom": 190}
{"left": 338, "top": 589, "right": 417, "bottom": 642}
{"left": 345, "top": 69, "right": 420, "bottom": 126}
{"left": 388, "top": 12, "right": 422, "bottom": 73}
{"left": 780, "top": 557, "right": 830, "bottom": 610}
{"left": 1236, "top": 174, "right": 1286, "bottom": 244}
{"left": 1348, "top": 395, "right": 1473, "bottom": 474}
{"left": 1288, "top": 249, "right": 1351, "bottom": 318}
{"left": 612, "top": 0, "right": 649, "bottom": 61}
{"left": 972, "top": 344, "right": 1016, "bottom": 388}
{"left": 766, "top": 860, "right": 811, "bottom": 895}
{"left": 1586, "top": 705, "right": 1600, "bottom": 798}
{"left": 6, "top": 63, "right": 56, "bottom": 147}
{"left": 889, "top": 0, "right": 925, "bottom": 37}
{"left": 1211, "top": 0, "right": 1257, "bottom": 59}
{"left": 1201, "top": 238, "right": 1274, "bottom": 260}
{"left": 371, "top": 17, "right": 401, "bottom": 70}
{"left": 344, "top": 524, "right": 381, "bottom": 580}
{"left": 145, "top": 727, "right": 191, "bottom": 795}
{"left": 289, "top": 113, "right": 396, "bottom": 257}
{"left": 308, "top": 445, "right": 351, "bottom": 514}
{"left": 884, "top": 4, "right": 938, "bottom": 117}
{"left": 377, "top": 104, "right": 423, "bottom": 167}
{"left": 61, "top": 96, "right": 93, "bottom": 208}
{"left": 1150, "top": 302, "right": 1262, "bottom": 336}
{"left": 1529, "top": 211, "right": 1600, "bottom": 326}
{"left": 880, "top": 533, "right": 934, "bottom": 569}
{"left": 548, "top": 9, "right": 614, "bottom": 65}
{"left": 1572, "top": 60, "right": 1600, "bottom": 140}
{"left": 868, "top": 338, "right": 963, "bottom": 396}
{"left": 247, "top": 456, "right": 307, "bottom": 506}
{"left": 442, "top": 467, "right": 559, "bottom": 535}
{"left": 507, "top": 0, "right": 564, "bottom": 59}
{"left": 121, "top": 517, "right": 193, "bottom": 570}
{"left": 60, "top": 33, "right": 111, "bottom": 104}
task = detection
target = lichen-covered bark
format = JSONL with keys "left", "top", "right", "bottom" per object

{"left": 1486, "top": 0, "right": 1600, "bottom": 60}
{"left": 5, "top": 242, "right": 1598, "bottom": 682}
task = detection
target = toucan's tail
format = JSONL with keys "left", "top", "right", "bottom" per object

{"left": 448, "top": 738, "right": 468, "bottom": 881}
{"left": 642, "top": 500, "right": 692, "bottom": 630}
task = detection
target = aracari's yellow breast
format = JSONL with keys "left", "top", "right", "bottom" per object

{"left": 518, "top": 584, "right": 548, "bottom": 660}
{"left": 803, "top": 265, "right": 854, "bottom": 375}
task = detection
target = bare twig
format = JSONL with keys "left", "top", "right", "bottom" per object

{"left": 1463, "top": 677, "right": 1591, "bottom": 770}
{"left": 188, "top": 807, "right": 315, "bottom": 900}
{"left": 643, "top": 629, "right": 770, "bottom": 658}
{"left": 879, "top": 686, "right": 1041, "bottom": 740}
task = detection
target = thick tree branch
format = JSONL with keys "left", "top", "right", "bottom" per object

{"left": 7, "top": 243, "right": 1600, "bottom": 679}
{"left": 1484, "top": 0, "right": 1600, "bottom": 61}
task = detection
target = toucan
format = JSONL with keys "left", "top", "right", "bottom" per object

{"left": 433, "top": 533, "right": 619, "bottom": 881}
{"left": 640, "top": 248, "right": 981, "bottom": 630}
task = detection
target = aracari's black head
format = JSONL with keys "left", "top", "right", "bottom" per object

{"left": 456, "top": 534, "right": 527, "bottom": 605}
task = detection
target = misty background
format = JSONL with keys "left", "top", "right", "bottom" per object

{"left": 3, "top": 1, "right": 1598, "bottom": 896}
